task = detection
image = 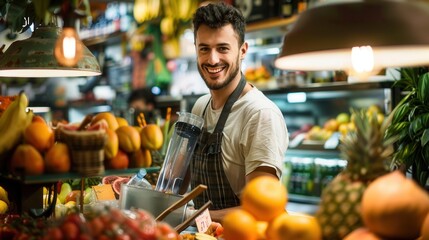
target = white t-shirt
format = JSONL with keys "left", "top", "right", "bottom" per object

{"left": 192, "top": 87, "right": 289, "bottom": 196}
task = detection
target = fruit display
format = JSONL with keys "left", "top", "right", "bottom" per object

{"left": 315, "top": 108, "right": 395, "bottom": 239}
{"left": 244, "top": 65, "right": 272, "bottom": 83}
{"left": 0, "top": 94, "right": 168, "bottom": 176}
{"left": 290, "top": 104, "right": 384, "bottom": 144}
{"left": 0, "top": 185, "right": 10, "bottom": 214}
{"left": 222, "top": 176, "right": 322, "bottom": 240}
{"left": 0, "top": 206, "right": 180, "bottom": 240}
{"left": 0, "top": 92, "right": 34, "bottom": 169}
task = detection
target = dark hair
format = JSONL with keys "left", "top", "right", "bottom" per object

{"left": 128, "top": 87, "right": 157, "bottom": 107}
{"left": 193, "top": 2, "right": 246, "bottom": 46}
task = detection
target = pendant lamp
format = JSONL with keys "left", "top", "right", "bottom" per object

{"left": 274, "top": 0, "right": 429, "bottom": 77}
{"left": 0, "top": 25, "right": 101, "bottom": 78}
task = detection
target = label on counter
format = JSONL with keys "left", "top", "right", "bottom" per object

{"left": 93, "top": 184, "right": 116, "bottom": 201}
{"left": 195, "top": 208, "right": 212, "bottom": 233}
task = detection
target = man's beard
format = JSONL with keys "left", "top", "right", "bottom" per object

{"left": 198, "top": 58, "right": 240, "bottom": 90}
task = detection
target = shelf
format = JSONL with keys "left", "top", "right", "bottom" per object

{"left": 82, "top": 31, "right": 126, "bottom": 47}
{"left": 0, "top": 167, "right": 160, "bottom": 184}
{"left": 263, "top": 80, "right": 396, "bottom": 94}
{"left": 246, "top": 16, "right": 298, "bottom": 33}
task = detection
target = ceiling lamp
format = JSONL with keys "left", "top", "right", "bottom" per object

{"left": 0, "top": 25, "right": 101, "bottom": 78}
{"left": 274, "top": 0, "right": 429, "bottom": 78}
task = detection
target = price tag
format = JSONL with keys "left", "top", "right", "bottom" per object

{"left": 92, "top": 184, "right": 116, "bottom": 201}
{"left": 195, "top": 208, "right": 212, "bottom": 233}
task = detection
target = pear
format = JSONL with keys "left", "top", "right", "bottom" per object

{"left": 58, "top": 182, "right": 72, "bottom": 204}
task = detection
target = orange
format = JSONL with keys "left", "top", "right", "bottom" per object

{"left": 222, "top": 209, "right": 258, "bottom": 240}
{"left": 241, "top": 176, "right": 287, "bottom": 222}
{"left": 105, "top": 149, "right": 129, "bottom": 170}
{"left": 421, "top": 212, "right": 429, "bottom": 240}
{"left": 266, "top": 212, "right": 322, "bottom": 240}
{"left": 140, "top": 124, "right": 163, "bottom": 150}
{"left": 344, "top": 228, "right": 382, "bottom": 240}
{"left": 45, "top": 143, "right": 71, "bottom": 173}
{"left": 24, "top": 121, "right": 55, "bottom": 152}
{"left": 10, "top": 144, "right": 44, "bottom": 175}
{"left": 91, "top": 112, "right": 119, "bottom": 131}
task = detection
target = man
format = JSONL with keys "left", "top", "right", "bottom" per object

{"left": 189, "top": 2, "right": 289, "bottom": 221}
{"left": 128, "top": 87, "right": 159, "bottom": 124}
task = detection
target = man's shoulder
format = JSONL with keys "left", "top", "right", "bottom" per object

{"left": 191, "top": 94, "right": 211, "bottom": 114}
{"left": 241, "top": 88, "right": 278, "bottom": 110}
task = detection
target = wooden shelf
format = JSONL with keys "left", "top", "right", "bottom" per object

{"left": 0, "top": 167, "right": 160, "bottom": 184}
{"left": 246, "top": 15, "right": 298, "bottom": 33}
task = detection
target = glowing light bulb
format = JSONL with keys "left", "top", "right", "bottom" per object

{"left": 351, "top": 45, "right": 374, "bottom": 73}
{"left": 54, "top": 28, "right": 83, "bottom": 67}
{"left": 349, "top": 45, "right": 379, "bottom": 80}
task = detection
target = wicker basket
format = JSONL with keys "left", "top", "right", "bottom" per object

{"left": 60, "top": 128, "right": 107, "bottom": 176}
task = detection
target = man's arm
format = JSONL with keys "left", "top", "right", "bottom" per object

{"left": 209, "top": 166, "right": 278, "bottom": 222}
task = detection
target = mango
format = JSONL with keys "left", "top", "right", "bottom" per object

{"left": 90, "top": 112, "right": 119, "bottom": 131}
{"left": 10, "top": 144, "right": 44, "bottom": 175}
{"left": 116, "top": 125, "right": 141, "bottom": 153}
{"left": 104, "top": 128, "right": 119, "bottom": 159}
{"left": 45, "top": 143, "right": 71, "bottom": 173}
{"left": 129, "top": 148, "right": 152, "bottom": 168}
{"left": 140, "top": 124, "right": 163, "bottom": 150}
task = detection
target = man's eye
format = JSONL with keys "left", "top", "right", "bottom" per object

{"left": 218, "top": 47, "right": 229, "bottom": 52}
{"left": 199, "top": 47, "right": 209, "bottom": 52}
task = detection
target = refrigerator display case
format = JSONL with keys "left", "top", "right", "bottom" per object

{"left": 263, "top": 80, "right": 402, "bottom": 206}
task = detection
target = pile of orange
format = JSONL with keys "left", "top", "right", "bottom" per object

{"left": 222, "top": 175, "right": 322, "bottom": 240}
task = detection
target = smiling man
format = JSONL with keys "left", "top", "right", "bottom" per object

{"left": 188, "top": 2, "right": 289, "bottom": 221}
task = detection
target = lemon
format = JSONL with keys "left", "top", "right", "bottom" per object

{"left": 0, "top": 200, "right": 8, "bottom": 214}
{"left": 0, "top": 186, "right": 9, "bottom": 205}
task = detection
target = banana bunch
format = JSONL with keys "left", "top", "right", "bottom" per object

{"left": 163, "top": 0, "right": 199, "bottom": 21}
{"left": 134, "top": 0, "right": 161, "bottom": 23}
{"left": 0, "top": 92, "right": 34, "bottom": 158}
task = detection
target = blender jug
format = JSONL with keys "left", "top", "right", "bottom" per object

{"left": 155, "top": 112, "right": 204, "bottom": 194}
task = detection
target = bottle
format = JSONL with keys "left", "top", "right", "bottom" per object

{"left": 281, "top": 0, "right": 296, "bottom": 18}
{"left": 127, "top": 168, "right": 152, "bottom": 188}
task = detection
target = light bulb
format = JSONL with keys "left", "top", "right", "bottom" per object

{"left": 54, "top": 27, "right": 83, "bottom": 67}
{"left": 349, "top": 45, "right": 379, "bottom": 80}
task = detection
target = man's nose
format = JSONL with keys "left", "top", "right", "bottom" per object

{"left": 207, "top": 50, "right": 220, "bottom": 65}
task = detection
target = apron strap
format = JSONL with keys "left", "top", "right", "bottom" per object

{"left": 213, "top": 75, "right": 246, "bottom": 133}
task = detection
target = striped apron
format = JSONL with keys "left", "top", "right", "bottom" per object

{"left": 190, "top": 76, "right": 246, "bottom": 209}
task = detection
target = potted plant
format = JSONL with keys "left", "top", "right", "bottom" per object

{"left": 386, "top": 67, "right": 429, "bottom": 189}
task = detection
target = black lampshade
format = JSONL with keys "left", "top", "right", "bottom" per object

{"left": 275, "top": 0, "right": 429, "bottom": 73}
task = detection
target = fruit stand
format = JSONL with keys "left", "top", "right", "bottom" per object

{"left": 0, "top": 167, "right": 160, "bottom": 216}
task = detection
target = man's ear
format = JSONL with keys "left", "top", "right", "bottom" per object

{"left": 240, "top": 42, "right": 248, "bottom": 60}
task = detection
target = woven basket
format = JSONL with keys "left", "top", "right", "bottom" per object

{"left": 60, "top": 128, "right": 107, "bottom": 176}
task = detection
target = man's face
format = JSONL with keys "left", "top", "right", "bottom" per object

{"left": 195, "top": 24, "right": 247, "bottom": 90}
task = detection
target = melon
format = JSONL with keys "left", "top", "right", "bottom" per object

{"left": 361, "top": 171, "right": 429, "bottom": 239}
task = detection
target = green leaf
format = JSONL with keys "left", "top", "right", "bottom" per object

{"left": 418, "top": 73, "right": 429, "bottom": 103}
{"left": 409, "top": 116, "right": 424, "bottom": 138}
{"left": 422, "top": 129, "right": 429, "bottom": 147}
{"left": 419, "top": 171, "right": 429, "bottom": 187}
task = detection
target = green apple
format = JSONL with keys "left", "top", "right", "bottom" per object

{"left": 83, "top": 187, "right": 93, "bottom": 204}
{"left": 58, "top": 182, "right": 72, "bottom": 204}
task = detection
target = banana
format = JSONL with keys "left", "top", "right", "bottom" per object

{"left": 0, "top": 92, "right": 34, "bottom": 157}
{"left": 0, "top": 186, "right": 9, "bottom": 205}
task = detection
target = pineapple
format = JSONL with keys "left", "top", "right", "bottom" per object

{"left": 315, "top": 108, "right": 396, "bottom": 240}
